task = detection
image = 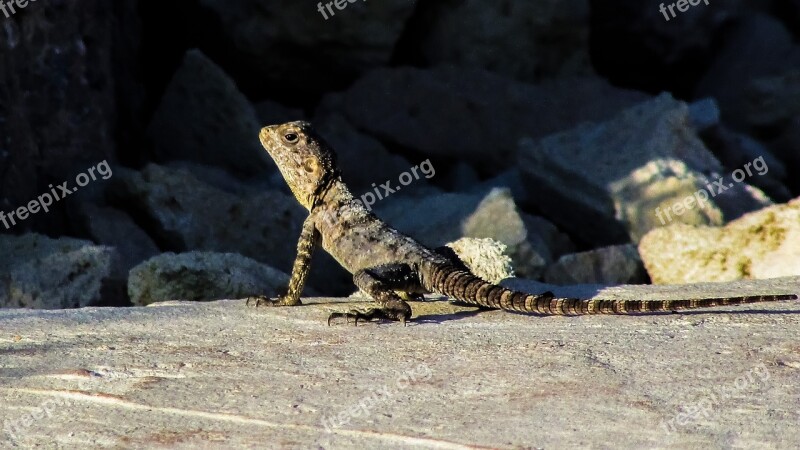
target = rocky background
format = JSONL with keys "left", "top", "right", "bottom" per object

{"left": 1, "top": 0, "right": 799, "bottom": 309}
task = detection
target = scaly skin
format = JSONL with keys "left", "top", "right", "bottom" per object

{"left": 248, "top": 120, "right": 798, "bottom": 324}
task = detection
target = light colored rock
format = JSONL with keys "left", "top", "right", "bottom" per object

{"left": 518, "top": 93, "right": 773, "bottom": 246}
{"left": 411, "top": 0, "right": 592, "bottom": 82}
{"left": 128, "top": 252, "right": 294, "bottom": 306}
{"left": 332, "top": 66, "right": 649, "bottom": 169}
{"left": 1, "top": 276, "right": 798, "bottom": 448}
{"left": 376, "top": 189, "right": 555, "bottom": 278}
{"left": 445, "top": 237, "right": 514, "bottom": 284}
{"left": 544, "top": 244, "right": 648, "bottom": 285}
{"left": 110, "top": 164, "right": 352, "bottom": 294}
{"left": 0, "top": 233, "right": 122, "bottom": 309}
{"left": 462, "top": 189, "right": 546, "bottom": 278}
{"left": 147, "top": 49, "right": 272, "bottom": 176}
{"left": 639, "top": 197, "right": 800, "bottom": 284}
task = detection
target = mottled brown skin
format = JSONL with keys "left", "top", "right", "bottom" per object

{"left": 247, "top": 120, "right": 798, "bottom": 324}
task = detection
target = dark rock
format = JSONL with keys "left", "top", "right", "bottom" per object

{"left": 544, "top": 244, "right": 648, "bottom": 285}
{"left": 147, "top": 49, "right": 272, "bottom": 176}
{"left": 329, "top": 66, "right": 650, "bottom": 170}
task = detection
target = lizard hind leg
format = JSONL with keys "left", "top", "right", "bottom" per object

{"left": 328, "top": 264, "right": 421, "bottom": 326}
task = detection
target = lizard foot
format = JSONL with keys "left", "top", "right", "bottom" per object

{"left": 327, "top": 304, "right": 412, "bottom": 327}
{"left": 245, "top": 295, "right": 301, "bottom": 307}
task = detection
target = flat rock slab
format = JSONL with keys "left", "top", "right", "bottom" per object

{"left": 1, "top": 277, "right": 799, "bottom": 449}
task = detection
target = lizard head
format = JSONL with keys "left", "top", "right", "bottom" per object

{"left": 259, "top": 121, "right": 339, "bottom": 210}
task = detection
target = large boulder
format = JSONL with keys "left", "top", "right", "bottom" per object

{"left": 196, "top": 0, "right": 416, "bottom": 95}
{"left": 325, "top": 66, "right": 649, "bottom": 170}
{"left": 0, "top": 234, "right": 123, "bottom": 309}
{"left": 518, "top": 93, "right": 773, "bottom": 246}
{"left": 147, "top": 50, "right": 272, "bottom": 176}
{"left": 406, "top": 0, "right": 592, "bottom": 82}
{"left": 128, "top": 252, "right": 295, "bottom": 306}
{"left": 0, "top": 0, "right": 137, "bottom": 234}
{"left": 639, "top": 198, "right": 800, "bottom": 284}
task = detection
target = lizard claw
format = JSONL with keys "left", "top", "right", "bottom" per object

{"left": 327, "top": 308, "right": 411, "bottom": 326}
{"left": 246, "top": 295, "right": 301, "bottom": 308}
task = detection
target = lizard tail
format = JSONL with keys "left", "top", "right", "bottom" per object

{"left": 425, "top": 265, "right": 798, "bottom": 315}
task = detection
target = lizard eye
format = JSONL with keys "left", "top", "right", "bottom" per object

{"left": 283, "top": 132, "right": 299, "bottom": 143}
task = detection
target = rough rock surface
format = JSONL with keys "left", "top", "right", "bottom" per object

{"left": 444, "top": 237, "right": 514, "bottom": 284}
{"left": 694, "top": 14, "right": 800, "bottom": 127}
{"left": 639, "top": 197, "right": 800, "bottom": 284}
{"left": 0, "top": 234, "right": 122, "bottom": 309}
{"left": 0, "top": 0, "right": 136, "bottom": 234}
{"left": 544, "top": 244, "right": 648, "bottom": 285}
{"left": 196, "top": 0, "right": 416, "bottom": 95}
{"left": 328, "top": 67, "right": 649, "bottom": 169}
{"left": 518, "top": 93, "right": 773, "bottom": 246}
{"left": 73, "top": 203, "right": 160, "bottom": 273}
{"left": 1, "top": 276, "right": 798, "bottom": 448}
{"left": 110, "top": 164, "right": 352, "bottom": 294}
{"left": 376, "top": 189, "right": 562, "bottom": 278}
{"left": 146, "top": 49, "right": 271, "bottom": 176}
{"left": 407, "top": 0, "right": 592, "bottom": 82}
{"left": 128, "top": 252, "right": 293, "bottom": 306}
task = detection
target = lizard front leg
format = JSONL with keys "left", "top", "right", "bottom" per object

{"left": 247, "top": 215, "right": 319, "bottom": 307}
{"left": 328, "top": 263, "right": 421, "bottom": 326}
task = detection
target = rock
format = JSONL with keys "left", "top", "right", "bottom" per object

{"left": 769, "top": 115, "right": 800, "bottom": 195}
{"left": 699, "top": 126, "right": 791, "bottom": 202}
{"left": 330, "top": 66, "right": 649, "bottom": 170}
{"left": 2, "top": 277, "right": 799, "bottom": 448}
{"left": 743, "top": 69, "right": 800, "bottom": 130}
{"left": 695, "top": 14, "right": 800, "bottom": 127}
{"left": 687, "top": 98, "right": 721, "bottom": 132}
{"left": 128, "top": 252, "right": 295, "bottom": 306}
{"left": 518, "top": 93, "right": 773, "bottom": 246}
{"left": 639, "top": 197, "right": 800, "bottom": 284}
{"left": 253, "top": 99, "right": 305, "bottom": 126}
{"left": 591, "top": 0, "right": 746, "bottom": 93}
{"left": 406, "top": 0, "right": 592, "bottom": 82}
{"left": 146, "top": 49, "right": 272, "bottom": 176}
{"left": 376, "top": 188, "right": 562, "bottom": 279}
{"left": 445, "top": 238, "right": 514, "bottom": 284}
{"left": 462, "top": 189, "right": 547, "bottom": 279}
{"left": 544, "top": 244, "right": 648, "bottom": 285}
{"left": 0, "top": 0, "right": 135, "bottom": 235}
{"left": 73, "top": 203, "right": 160, "bottom": 273}
{"left": 0, "top": 234, "right": 123, "bottom": 309}
{"left": 196, "top": 0, "right": 416, "bottom": 96}
{"left": 110, "top": 164, "right": 352, "bottom": 294}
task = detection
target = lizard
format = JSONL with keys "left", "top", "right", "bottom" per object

{"left": 246, "top": 120, "right": 798, "bottom": 325}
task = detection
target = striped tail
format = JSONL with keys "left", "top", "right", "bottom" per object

{"left": 425, "top": 265, "right": 798, "bottom": 316}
